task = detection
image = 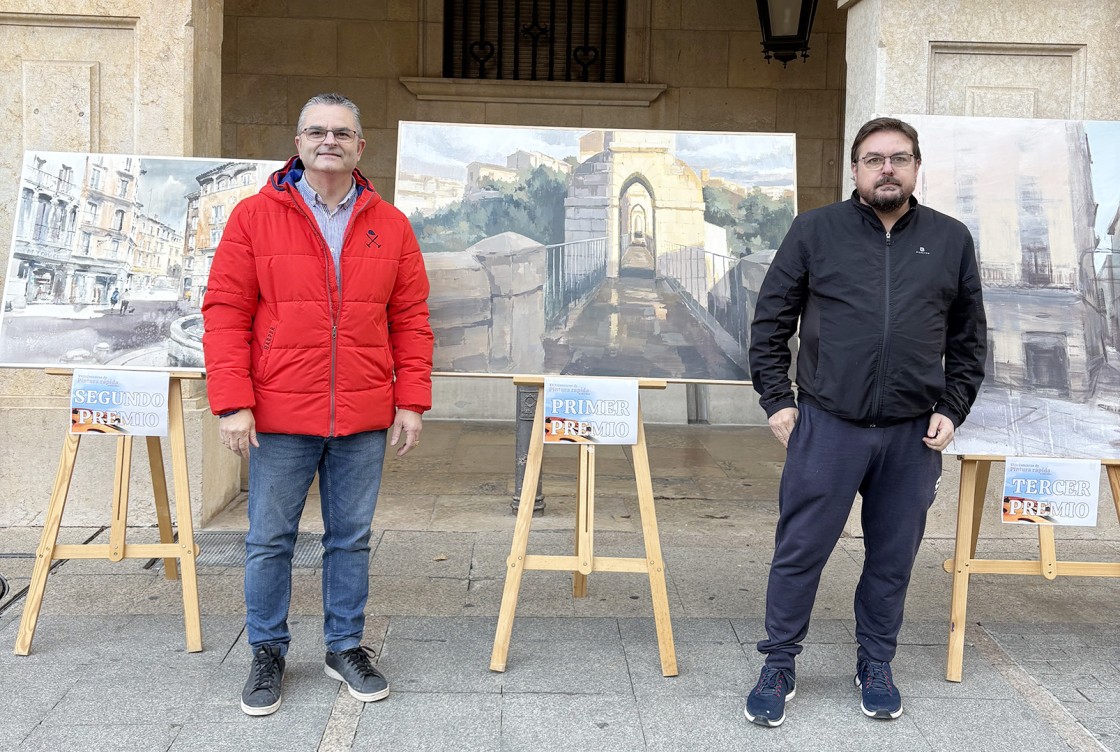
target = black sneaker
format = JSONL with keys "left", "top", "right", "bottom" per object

{"left": 241, "top": 644, "right": 285, "bottom": 716}
{"left": 324, "top": 646, "right": 390, "bottom": 702}
{"left": 744, "top": 665, "right": 796, "bottom": 727}
{"left": 854, "top": 659, "right": 903, "bottom": 719}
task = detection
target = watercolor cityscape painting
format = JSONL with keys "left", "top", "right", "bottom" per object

{"left": 0, "top": 152, "right": 281, "bottom": 372}
{"left": 395, "top": 122, "right": 797, "bottom": 382}
{"left": 907, "top": 115, "right": 1120, "bottom": 459}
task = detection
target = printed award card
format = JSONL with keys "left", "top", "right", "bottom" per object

{"left": 1001, "top": 456, "right": 1101, "bottom": 526}
{"left": 543, "top": 377, "right": 639, "bottom": 445}
{"left": 70, "top": 368, "right": 170, "bottom": 436}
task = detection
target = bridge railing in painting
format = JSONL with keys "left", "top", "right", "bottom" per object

{"left": 656, "top": 243, "right": 750, "bottom": 368}
{"left": 545, "top": 236, "right": 608, "bottom": 330}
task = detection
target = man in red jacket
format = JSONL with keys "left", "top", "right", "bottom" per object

{"left": 202, "top": 92, "right": 433, "bottom": 717}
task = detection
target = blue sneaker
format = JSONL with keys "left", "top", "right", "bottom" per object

{"left": 854, "top": 659, "right": 903, "bottom": 719}
{"left": 744, "top": 665, "right": 796, "bottom": 727}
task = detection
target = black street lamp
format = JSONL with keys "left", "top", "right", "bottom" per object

{"left": 755, "top": 0, "right": 820, "bottom": 66}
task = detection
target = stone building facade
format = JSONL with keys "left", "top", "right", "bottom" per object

{"left": 1, "top": 0, "right": 1119, "bottom": 526}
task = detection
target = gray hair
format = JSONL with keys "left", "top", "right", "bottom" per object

{"left": 296, "top": 93, "right": 363, "bottom": 138}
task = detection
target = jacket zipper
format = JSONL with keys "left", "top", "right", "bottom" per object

{"left": 871, "top": 230, "right": 892, "bottom": 426}
{"left": 290, "top": 191, "right": 341, "bottom": 436}
{"left": 288, "top": 183, "right": 373, "bottom": 437}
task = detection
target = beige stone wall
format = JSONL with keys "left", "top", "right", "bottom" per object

{"left": 219, "top": 0, "right": 848, "bottom": 440}
{"left": 0, "top": 0, "right": 235, "bottom": 527}
{"left": 221, "top": 0, "right": 849, "bottom": 213}
{"left": 841, "top": 0, "right": 1120, "bottom": 154}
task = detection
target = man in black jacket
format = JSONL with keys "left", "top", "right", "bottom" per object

{"left": 744, "top": 117, "right": 986, "bottom": 727}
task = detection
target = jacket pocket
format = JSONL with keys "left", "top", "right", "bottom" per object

{"left": 255, "top": 321, "right": 279, "bottom": 383}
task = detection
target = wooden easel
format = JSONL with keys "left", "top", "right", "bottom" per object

{"left": 490, "top": 377, "right": 678, "bottom": 677}
{"left": 14, "top": 371, "right": 203, "bottom": 655}
{"left": 944, "top": 456, "right": 1120, "bottom": 681}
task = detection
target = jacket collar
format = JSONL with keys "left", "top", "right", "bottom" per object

{"left": 848, "top": 190, "right": 918, "bottom": 233}
{"left": 266, "top": 155, "right": 377, "bottom": 208}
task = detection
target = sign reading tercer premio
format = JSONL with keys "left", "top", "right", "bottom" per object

{"left": 70, "top": 369, "right": 170, "bottom": 436}
{"left": 543, "top": 377, "right": 639, "bottom": 445}
{"left": 1001, "top": 456, "right": 1101, "bottom": 526}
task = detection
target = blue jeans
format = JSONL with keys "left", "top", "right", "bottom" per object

{"left": 245, "top": 430, "right": 386, "bottom": 655}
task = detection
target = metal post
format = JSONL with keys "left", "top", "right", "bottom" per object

{"left": 512, "top": 384, "right": 546, "bottom": 513}
{"left": 686, "top": 383, "right": 710, "bottom": 425}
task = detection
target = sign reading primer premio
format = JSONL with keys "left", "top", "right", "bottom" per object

{"left": 1001, "top": 456, "right": 1101, "bottom": 526}
{"left": 543, "top": 377, "right": 638, "bottom": 445}
{"left": 70, "top": 368, "right": 169, "bottom": 436}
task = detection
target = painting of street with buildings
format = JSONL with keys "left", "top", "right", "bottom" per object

{"left": 0, "top": 152, "right": 282, "bottom": 371}
{"left": 396, "top": 122, "right": 796, "bottom": 382}
{"left": 909, "top": 115, "right": 1120, "bottom": 459}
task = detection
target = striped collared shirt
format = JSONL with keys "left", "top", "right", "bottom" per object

{"left": 295, "top": 174, "right": 358, "bottom": 286}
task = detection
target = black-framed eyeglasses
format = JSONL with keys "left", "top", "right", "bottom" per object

{"left": 300, "top": 127, "right": 358, "bottom": 144}
{"left": 856, "top": 153, "right": 916, "bottom": 170}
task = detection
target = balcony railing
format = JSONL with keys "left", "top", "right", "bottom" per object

{"left": 444, "top": 0, "right": 624, "bottom": 82}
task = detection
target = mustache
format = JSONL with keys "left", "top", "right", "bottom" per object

{"left": 876, "top": 176, "right": 901, "bottom": 187}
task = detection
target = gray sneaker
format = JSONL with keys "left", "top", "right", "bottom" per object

{"left": 325, "top": 646, "right": 390, "bottom": 702}
{"left": 241, "top": 644, "right": 285, "bottom": 716}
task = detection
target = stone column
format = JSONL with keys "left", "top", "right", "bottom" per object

{"left": 840, "top": 0, "right": 1120, "bottom": 156}
{"left": 0, "top": 0, "right": 232, "bottom": 528}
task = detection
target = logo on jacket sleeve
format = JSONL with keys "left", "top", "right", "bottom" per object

{"left": 366, "top": 229, "right": 381, "bottom": 249}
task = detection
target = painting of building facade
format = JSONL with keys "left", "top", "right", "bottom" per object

{"left": 908, "top": 115, "right": 1120, "bottom": 458}
{"left": 396, "top": 122, "right": 797, "bottom": 382}
{"left": 1, "top": 152, "right": 282, "bottom": 371}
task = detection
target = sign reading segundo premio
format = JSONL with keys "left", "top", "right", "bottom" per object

{"left": 70, "top": 368, "right": 169, "bottom": 436}
{"left": 543, "top": 377, "right": 638, "bottom": 445}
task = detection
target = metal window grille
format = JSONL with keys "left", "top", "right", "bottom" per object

{"left": 444, "top": 0, "right": 625, "bottom": 82}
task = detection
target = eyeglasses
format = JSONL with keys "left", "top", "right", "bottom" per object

{"left": 299, "top": 127, "right": 358, "bottom": 144}
{"left": 856, "top": 153, "right": 916, "bottom": 170}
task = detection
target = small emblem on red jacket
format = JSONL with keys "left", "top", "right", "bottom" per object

{"left": 367, "top": 229, "right": 381, "bottom": 248}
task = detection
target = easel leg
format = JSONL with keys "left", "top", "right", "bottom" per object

{"left": 947, "top": 458, "right": 986, "bottom": 682}
{"left": 167, "top": 379, "right": 202, "bottom": 652}
{"left": 147, "top": 436, "right": 179, "bottom": 580}
{"left": 969, "top": 460, "right": 990, "bottom": 558}
{"left": 14, "top": 433, "right": 80, "bottom": 656}
{"left": 1108, "top": 466, "right": 1120, "bottom": 524}
{"left": 1038, "top": 525, "right": 1058, "bottom": 580}
{"left": 573, "top": 445, "right": 594, "bottom": 598}
{"left": 491, "top": 390, "right": 545, "bottom": 672}
{"left": 631, "top": 405, "right": 678, "bottom": 677}
{"left": 108, "top": 437, "right": 133, "bottom": 563}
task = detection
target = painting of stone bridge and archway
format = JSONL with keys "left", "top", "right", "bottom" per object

{"left": 396, "top": 122, "right": 797, "bottom": 382}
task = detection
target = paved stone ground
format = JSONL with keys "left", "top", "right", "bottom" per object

{"left": 0, "top": 421, "right": 1117, "bottom": 751}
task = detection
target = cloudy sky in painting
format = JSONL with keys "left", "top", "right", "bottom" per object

{"left": 138, "top": 158, "right": 230, "bottom": 229}
{"left": 138, "top": 157, "right": 281, "bottom": 230}
{"left": 16, "top": 152, "right": 281, "bottom": 234}
{"left": 1085, "top": 120, "right": 1120, "bottom": 248}
{"left": 395, "top": 122, "right": 796, "bottom": 190}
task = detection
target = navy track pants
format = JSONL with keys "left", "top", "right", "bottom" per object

{"left": 757, "top": 402, "right": 943, "bottom": 671}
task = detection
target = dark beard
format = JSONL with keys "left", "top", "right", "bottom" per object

{"left": 860, "top": 180, "right": 909, "bottom": 213}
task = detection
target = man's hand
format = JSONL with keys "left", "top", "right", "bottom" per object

{"left": 768, "top": 407, "right": 799, "bottom": 448}
{"left": 923, "top": 412, "right": 955, "bottom": 451}
{"left": 219, "top": 408, "right": 258, "bottom": 459}
{"left": 390, "top": 408, "right": 423, "bottom": 457}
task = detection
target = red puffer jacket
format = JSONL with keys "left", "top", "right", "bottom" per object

{"left": 201, "top": 158, "right": 433, "bottom": 436}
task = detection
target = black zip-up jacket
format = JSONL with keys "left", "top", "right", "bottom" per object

{"left": 749, "top": 192, "right": 986, "bottom": 428}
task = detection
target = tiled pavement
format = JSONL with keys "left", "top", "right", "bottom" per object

{"left": 0, "top": 420, "right": 1117, "bottom": 751}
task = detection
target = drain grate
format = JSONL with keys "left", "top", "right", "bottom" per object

{"left": 188, "top": 531, "right": 325, "bottom": 569}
